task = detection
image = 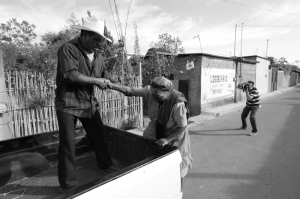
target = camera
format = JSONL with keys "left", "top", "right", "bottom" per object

{"left": 237, "top": 82, "right": 250, "bottom": 92}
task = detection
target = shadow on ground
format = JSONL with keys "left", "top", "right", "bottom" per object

{"left": 225, "top": 89, "right": 300, "bottom": 199}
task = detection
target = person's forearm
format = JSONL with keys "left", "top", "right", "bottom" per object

{"left": 165, "top": 126, "right": 187, "bottom": 143}
{"left": 245, "top": 90, "right": 251, "bottom": 100}
{"left": 110, "top": 83, "right": 132, "bottom": 94}
{"left": 67, "top": 71, "right": 106, "bottom": 85}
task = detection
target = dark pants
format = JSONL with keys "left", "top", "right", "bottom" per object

{"left": 56, "top": 110, "right": 113, "bottom": 189}
{"left": 241, "top": 106, "right": 259, "bottom": 132}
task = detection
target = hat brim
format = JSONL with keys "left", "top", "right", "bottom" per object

{"left": 73, "top": 25, "right": 112, "bottom": 42}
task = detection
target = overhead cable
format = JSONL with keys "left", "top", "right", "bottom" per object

{"left": 221, "top": 0, "right": 300, "bottom": 16}
{"left": 243, "top": 24, "right": 300, "bottom": 27}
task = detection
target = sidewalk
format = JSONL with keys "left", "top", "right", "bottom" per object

{"left": 128, "top": 85, "right": 299, "bottom": 136}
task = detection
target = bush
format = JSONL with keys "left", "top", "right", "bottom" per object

{"left": 121, "top": 116, "right": 140, "bottom": 130}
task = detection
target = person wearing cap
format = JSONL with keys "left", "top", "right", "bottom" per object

{"left": 237, "top": 80, "right": 261, "bottom": 136}
{"left": 55, "top": 17, "right": 117, "bottom": 192}
{"left": 107, "top": 76, "right": 193, "bottom": 181}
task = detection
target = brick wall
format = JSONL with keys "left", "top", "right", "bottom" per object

{"left": 175, "top": 55, "right": 202, "bottom": 115}
{"left": 236, "top": 62, "right": 256, "bottom": 101}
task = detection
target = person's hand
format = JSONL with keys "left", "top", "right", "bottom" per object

{"left": 106, "top": 81, "right": 113, "bottom": 89}
{"left": 155, "top": 138, "right": 169, "bottom": 147}
{"left": 96, "top": 79, "right": 108, "bottom": 89}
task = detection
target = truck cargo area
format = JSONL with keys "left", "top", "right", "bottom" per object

{"left": 0, "top": 126, "right": 176, "bottom": 199}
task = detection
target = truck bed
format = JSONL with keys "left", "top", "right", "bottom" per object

{"left": 0, "top": 126, "right": 176, "bottom": 199}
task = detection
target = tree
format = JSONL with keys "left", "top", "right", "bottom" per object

{"left": 268, "top": 56, "right": 298, "bottom": 75}
{"left": 150, "top": 33, "right": 185, "bottom": 54}
{"left": 141, "top": 33, "right": 185, "bottom": 79}
{"left": 0, "top": 18, "right": 37, "bottom": 44}
{"left": 0, "top": 18, "right": 40, "bottom": 71}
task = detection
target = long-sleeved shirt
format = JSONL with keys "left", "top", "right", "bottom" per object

{"left": 55, "top": 37, "right": 106, "bottom": 118}
{"left": 246, "top": 87, "right": 260, "bottom": 107}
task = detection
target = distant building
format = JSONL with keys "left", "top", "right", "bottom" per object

{"left": 174, "top": 53, "right": 264, "bottom": 116}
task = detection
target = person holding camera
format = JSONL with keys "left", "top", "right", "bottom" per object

{"left": 237, "top": 81, "right": 260, "bottom": 136}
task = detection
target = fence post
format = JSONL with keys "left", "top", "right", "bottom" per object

{"left": 139, "top": 62, "right": 143, "bottom": 127}
{"left": 0, "top": 50, "right": 12, "bottom": 140}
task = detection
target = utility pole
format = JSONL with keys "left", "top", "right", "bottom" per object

{"left": 234, "top": 24, "right": 237, "bottom": 57}
{"left": 194, "top": 34, "right": 203, "bottom": 53}
{"left": 240, "top": 23, "right": 243, "bottom": 57}
{"left": 266, "top": 39, "right": 269, "bottom": 57}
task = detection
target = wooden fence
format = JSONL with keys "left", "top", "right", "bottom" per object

{"left": 4, "top": 70, "right": 143, "bottom": 138}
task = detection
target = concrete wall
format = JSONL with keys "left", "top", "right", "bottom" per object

{"left": 277, "top": 71, "right": 290, "bottom": 89}
{"left": 236, "top": 62, "right": 256, "bottom": 101}
{"left": 200, "top": 56, "right": 235, "bottom": 111}
{"left": 242, "top": 56, "right": 270, "bottom": 95}
{"left": 171, "top": 80, "right": 179, "bottom": 90}
{"left": 268, "top": 70, "right": 272, "bottom": 92}
{"left": 255, "top": 58, "right": 269, "bottom": 95}
{"left": 277, "top": 71, "right": 284, "bottom": 90}
{"left": 290, "top": 73, "right": 298, "bottom": 86}
{"left": 175, "top": 55, "right": 201, "bottom": 115}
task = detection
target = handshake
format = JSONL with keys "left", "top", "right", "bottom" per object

{"left": 96, "top": 78, "right": 113, "bottom": 90}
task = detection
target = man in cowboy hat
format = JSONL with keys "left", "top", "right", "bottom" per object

{"left": 55, "top": 16, "right": 117, "bottom": 192}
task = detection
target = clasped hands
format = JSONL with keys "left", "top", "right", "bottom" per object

{"left": 96, "top": 78, "right": 113, "bottom": 90}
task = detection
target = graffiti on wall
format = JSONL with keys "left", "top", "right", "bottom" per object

{"left": 201, "top": 57, "right": 235, "bottom": 105}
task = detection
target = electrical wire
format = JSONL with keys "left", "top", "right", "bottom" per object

{"left": 220, "top": 0, "right": 300, "bottom": 16}
{"left": 244, "top": 24, "right": 300, "bottom": 27}
{"left": 124, "top": 0, "right": 133, "bottom": 39}
{"left": 108, "top": 0, "right": 120, "bottom": 41}
{"left": 270, "top": 37, "right": 300, "bottom": 41}
{"left": 269, "top": 16, "right": 300, "bottom": 39}
{"left": 114, "top": 0, "right": 124, "bottom": 39}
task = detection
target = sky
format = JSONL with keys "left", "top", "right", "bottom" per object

{"left": 1, "top": 0, "right": 300, "bottom": 63}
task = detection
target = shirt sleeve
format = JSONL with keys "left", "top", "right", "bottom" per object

{"left": 172, "top": 102, "right": 188, "bottom": 127}
{"left": 58, "top": 43, "right": 81, "bottom": 84}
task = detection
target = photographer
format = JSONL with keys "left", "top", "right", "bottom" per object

{"left": 237, "top": 81, "right": 260, "bottom": 136}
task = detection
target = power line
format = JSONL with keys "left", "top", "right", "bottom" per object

{"left": 124, "top": 0, "right": 133, "bottom": 39}
{"left": 269, "top": 16, "right": 300, "bottom": 39}
{"left": 270, "top": 37, "right": 300, "bottom": 41}
{"left": 243, "top": 24, "right": 300, "bottom": 27}
{"left": 108, "top": 0, "right": 120, "bottom": 41}
{"left": 220, "top": 0, "right": 300, "bottom": 16}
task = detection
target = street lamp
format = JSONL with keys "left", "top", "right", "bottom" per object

{"left": 194, "top": 34, "right": 203, "bottom": 53}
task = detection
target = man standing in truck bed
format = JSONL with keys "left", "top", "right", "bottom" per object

{"left": 55, "top": 17, "right": 117, "bottom": 192}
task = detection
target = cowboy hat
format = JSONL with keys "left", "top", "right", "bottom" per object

{"left": 72, "top": 17, "right": 112, "bottom": 42}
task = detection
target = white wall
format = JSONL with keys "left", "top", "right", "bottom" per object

{"left": 255, "top": 57, "right": 270, "bottom": 95}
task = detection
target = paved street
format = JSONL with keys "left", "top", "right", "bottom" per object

{"left": 183, "top": 86, "right": 300, "bottom": 199}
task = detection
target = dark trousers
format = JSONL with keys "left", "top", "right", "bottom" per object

{"left": 241, "top": 106, "right": 259, "bottom": 132}
{"left": 56, "top": 110, "right": 113, "bottom": 189}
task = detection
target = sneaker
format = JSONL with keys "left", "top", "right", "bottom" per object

{"left": 249, "top": 131, "right": 258, "bottom": 136}
{"left": 237, "top": 127, "right": 246, "bottom": 130}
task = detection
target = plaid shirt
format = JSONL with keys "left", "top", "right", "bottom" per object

{"left": 55, "top": 37, "right": 106, "bottom": 118}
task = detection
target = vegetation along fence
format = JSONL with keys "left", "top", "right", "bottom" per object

{"left": 5, "top": 70, "right": 143, "bottom": 138}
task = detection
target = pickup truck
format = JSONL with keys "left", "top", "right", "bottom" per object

{"left": 0, "top": 126, "right": 183, "bottom": 199}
